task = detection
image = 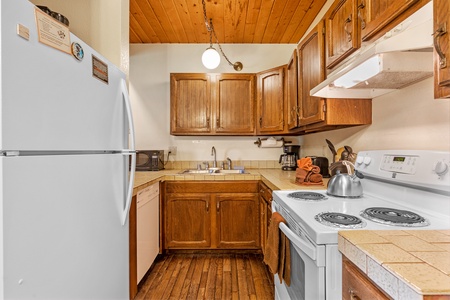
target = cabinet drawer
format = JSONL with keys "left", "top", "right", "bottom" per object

{"left": 165, "top": 181, "right": 259, "bottom": 193}
{"left": 342, "top": 257, "right": 390, "bottom": 300}
{"left": 259, "top": 182, "right": 273, "bottom": 203}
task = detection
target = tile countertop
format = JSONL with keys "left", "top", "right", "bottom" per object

{"left": 132, "top": 168, "right": 330, "bottom": 196}
{"left": 339, "top": 230, "right": 450, "bottom": 299}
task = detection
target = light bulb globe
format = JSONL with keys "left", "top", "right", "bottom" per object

{"left": 202, "top": 48, "right": 220, "bottom": 69}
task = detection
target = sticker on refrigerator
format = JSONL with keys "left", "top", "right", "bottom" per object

{"left": 92, "top": 55, "right": 109, "bottom": 84}
{"left": 34, "top": 8, "right": 71, "bottom": 54}
{"left": 71, "top": 42, "right": 84, "bottom": 61}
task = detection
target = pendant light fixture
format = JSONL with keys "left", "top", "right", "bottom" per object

{"left": 201, "top": 0, "right": 243, "bottom": 71}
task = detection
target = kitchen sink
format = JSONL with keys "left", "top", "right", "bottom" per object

{"left": 179, "top": 169, "right": 248, "bottom": 175}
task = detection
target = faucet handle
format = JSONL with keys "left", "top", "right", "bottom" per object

{"left": 202, "top": 161, "right": 209, "bottom": 169}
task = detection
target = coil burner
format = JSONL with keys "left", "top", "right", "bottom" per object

{"left": 360, "top": 207, "right": 429, "bottom": 227}
{"left": 315, "top": 212, "right": 366, "bottom": 229}
{"left": 287, "top": 192, "right": 328, "bottom": 202}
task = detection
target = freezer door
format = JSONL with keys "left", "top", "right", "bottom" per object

{"left": 1, "top": 0, "right": 128, "bottom": 151}
{"left": 0, "top": 154, "right": 130, "bottom": 299}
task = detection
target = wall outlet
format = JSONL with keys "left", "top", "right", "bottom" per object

{"left": 168, "top": 146, "right": 177, "bottom": 155}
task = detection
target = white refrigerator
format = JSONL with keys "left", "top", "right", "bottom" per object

{"left": 0, "top": 0, "right": 136, "bottom": 299}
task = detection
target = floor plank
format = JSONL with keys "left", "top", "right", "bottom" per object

{"left": 136, "top": 253, "right": 274, "bottom": 300}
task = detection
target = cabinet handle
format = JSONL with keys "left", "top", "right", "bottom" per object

{"left": 206, "top": 117, "right": 210, "bottom": 127}
{"left": 217, "top": 202, "right": 220, "bottom": 212}
{"left": 433, "top": 23, "right": 447, "bottom": 69}
{"left": 357, "top": 1, "right": 366, "bottom": 30}
{"left": 349, "top": 289, "right": 361, "bottom": 300}
{"left": 206, "top": 202, "right": 209, "bottom": 212}
{"left": 344, "top": 15, "right": 352, "bottom": 42}
{"left": 259, "top": 117, "right": 262, "bottom": 126}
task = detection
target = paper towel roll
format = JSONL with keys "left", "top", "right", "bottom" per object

{"left": 260, "top": 139, "right": 283, "bottom": 148}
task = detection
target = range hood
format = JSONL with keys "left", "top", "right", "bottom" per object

{"left": 311, "top": 2, "right": 433, "bottom": 99}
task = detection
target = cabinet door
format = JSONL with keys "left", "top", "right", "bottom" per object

{"left": 214, "top": 74, "right": 256, "bottom": 134}
{"left": 170, "top": 73, "right": 212, "bottom": 134}
{"left": 215, "top": 193, "right": 259, "bottom": 249}
{"left": 359, "top": 0, "right": 419, "bottom": 41}
{"left": 257, "top": 66, "right": 286, "bottom": 134}
{"left": 325, "top": 0, "right": 360, "bottom": 71}
{"left": 434, "top": 0, "right": 450, "bottom": 99}
{"left": 165, "top": 193, "right": 211, "bottom": 248}
{"left": 298, "top": 22, "right": 326, "bottom": 126}
{"left": 286, "top": 50, "right": 299, "bottom": 130}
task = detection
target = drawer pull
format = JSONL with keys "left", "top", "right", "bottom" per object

{"left": 349, "top": 289, "right": 361, "bottom": 300}
{"left": 344, "top": 15, "right": 352, "bottom": 42}
{"left": 433, "top": 23, "right": 447, "bottom": 69}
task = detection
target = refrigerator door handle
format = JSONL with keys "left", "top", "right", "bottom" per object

{"left": 121, "top": 78, "right": 136, "bottom": 226}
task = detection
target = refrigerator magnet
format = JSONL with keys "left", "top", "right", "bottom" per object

{"left": 71, "top": 42, "right": 84, "bottom": 61}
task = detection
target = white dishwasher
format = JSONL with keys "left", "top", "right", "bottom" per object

{"left": 136, "top": 182, "right": 159, "bottom": 283}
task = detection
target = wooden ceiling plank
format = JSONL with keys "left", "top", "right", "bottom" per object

{"left": 233, "top": 0, "right": 250, "bottom": 43}
{"left": 129, "top": 25, "right": 143, "bottom": 43}
{"left": 269, "top": 0, "right": 301, "bottom": 43}
{"left": 160, "top": 0, "right": 190, "bottom": 43}
{"left": 243, "top": 0, "right": 263, "bottom": 43}
{"left": 223, "top": 0, "right": 237, "bottom": 43}
{"left": 185, "top": 0, "right": 209, "bottom": 43}
{"left": 285, "top": 0, "right": 326, "bottom": 43}
{"left": 173, "top": 0, "right": 197, "bottom": 43}
{"left": 208, "top": 0, "right": 226, "bottom": 44}
{"left": 132, "top": 0, "right": 170, "bottom": 43}
{"left": 252, "top": 0, "right": 276, "bottom": 43}
{"left": 277, "top": 0, "right": 312, "bottom": 43}
{"left": 261, "top": 0, "right": 288, "bottom": 43}
{"left": 147, "top": 0, "right": 183, "bottom": 43}
{"left": 129, "top": 5, "right": 157, "bottom": 43}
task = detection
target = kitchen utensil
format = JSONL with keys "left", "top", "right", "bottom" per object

{"left": 325, "top": 139, "right": 337, "bottom": 162}
{"left": 327, "top": 161, "right": 364, "bottom": 197}
{"left": 307, "top": 156, "right": 330, "bottom": 177}
{"left": 344, "top": 145, "right": 357, "bottom": 163}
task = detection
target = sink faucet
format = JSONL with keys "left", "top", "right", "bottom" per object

{"left": 226, "top": 157, "right": 232, "bottom": 170}
{"left": 211, "top": 146, "right": 217, "bottom": 168}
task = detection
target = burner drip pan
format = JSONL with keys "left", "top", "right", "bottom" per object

{"left": 360, "top": 207, "right": 429, "bottom": 227}
{"left": 315, "top": 212, "right": 366, "bottom": 229}
{"left": 287, "top": 192, "right": 328, "bottom": 201}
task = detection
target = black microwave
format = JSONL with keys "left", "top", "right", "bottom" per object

{"left": 133, "top": 150, "right": 164, "bottom": 171}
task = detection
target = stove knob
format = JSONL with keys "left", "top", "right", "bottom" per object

{"left": 356, "top": 156, "right": 364, "bottom": 165}
{"left": 363, "top": 156, "right": 372, "bottom": 165}
{"left": 434, "top": 161, "right": 449, "bottom": 176}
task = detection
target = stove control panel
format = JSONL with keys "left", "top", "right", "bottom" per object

{"left": 355, "top": 150, "right": 450, "bottom": 192}
{"left": 380, "top": 155, "right": 418, "bottom": 174}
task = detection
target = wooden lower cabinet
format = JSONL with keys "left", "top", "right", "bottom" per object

{"left": 164, "top": 181, "right": 260, "bottom": 250}
{"left": 165, "top": 193, "right": 211, "bottom": 248}
{"left": 342, "top": 256, "right": 390, "bottom": 300}
{"left": 259, "top": 182, "right": 273, "bottom": 254}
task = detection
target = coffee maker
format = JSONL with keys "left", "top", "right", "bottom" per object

{"left": 279, "top": 145, "right": 300, "bottom": 171}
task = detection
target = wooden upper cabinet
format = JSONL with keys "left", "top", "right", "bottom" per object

{"left": 170, "top": 73, "right": 256, "bottom": 135}
{"left": 170, "top": 73, "right": 211, "bottom": 134}
{"left": 257, "top": 65, "right": 286, "bottom": 134}
{"left": 214, "top": 74, "right": 256, "bottom": 134}
{"left": 297, "top": 21, "right": 326, "bottom": 127}
{"left": 325, "top": 0, "right": 360, "bottom": 71}
{"left": 359, "top": 0, "right": 419, "bottom": 41}
{"left": 434, "top": 0, "right": 450, "bottom": 99}
{"left": 286, "top": 50, "right": 299, "bottom": 130}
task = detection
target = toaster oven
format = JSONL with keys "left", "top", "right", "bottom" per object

{"left": 134, "top": 150, "right": 164, "bottom": 171}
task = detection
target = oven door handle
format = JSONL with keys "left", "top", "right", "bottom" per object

{"left": 279, "top": 222, "right": 317, "bottom": 261}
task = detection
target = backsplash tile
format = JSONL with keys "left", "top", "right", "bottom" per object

{"left": 165, "top": 160, "right": 280, "bottom": 170}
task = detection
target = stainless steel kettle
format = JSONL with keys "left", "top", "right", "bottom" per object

{"left": 327, "top": 161, "right": 364, "bottom": 198}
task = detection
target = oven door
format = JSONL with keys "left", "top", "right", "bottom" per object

{"left": 275, "top": 222, "right": 326, "bottom": 300}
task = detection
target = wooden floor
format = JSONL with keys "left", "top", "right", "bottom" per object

{"left": 135, "top": 253, "right": 275, "bottom": 300}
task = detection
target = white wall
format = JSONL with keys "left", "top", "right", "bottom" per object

{"left": 129, "top": 43, "right": 300, "bottom": 162}
{"left": 299, "top": 78, "right": 450, "bottom": 162}
{"left": 29, "top": 0, "right": 129, "bottom": 74}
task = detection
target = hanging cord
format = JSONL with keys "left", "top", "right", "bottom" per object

{"left": 201, "top": 0, "right": 243, "bottom": 70}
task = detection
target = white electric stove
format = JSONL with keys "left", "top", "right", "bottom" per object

{"left": 272, "top": 150, "right": 450, "bottom": 300}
